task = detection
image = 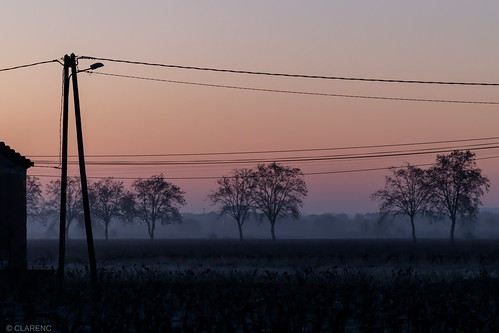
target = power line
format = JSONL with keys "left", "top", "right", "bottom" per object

{"left": 31, "top": 144, "right": 499, "bottom": 167}
{"left": 31, "top": 141, "right": 499, "bottom": 165}
{"left": 304, "top": 154, "right": 499, "bottom": 176}
{"left": 0, "top": 59, "right": 60, "bottom": 72}
{"left": 86, "top": 72, "right": 499, "bottom": 105}
{"left": 28, "top": 155, "right": 499, "bottom": 181}
{"left": 78, "top": 56, "right": 499, "bottom": 86}
{"left": 27, "top": 135, "right": 499, "bottom": 158}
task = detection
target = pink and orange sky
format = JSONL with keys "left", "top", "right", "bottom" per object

{"left": 1, "top": 1, "right": 498, "bottom": 214}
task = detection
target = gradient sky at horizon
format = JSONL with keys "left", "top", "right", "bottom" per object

{"left": 1, "top": 1, "right": 498, "bottom": 214}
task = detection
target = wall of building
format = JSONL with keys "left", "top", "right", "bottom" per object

{"left": 0, "top": 155, "right": 27, "bottom": 270}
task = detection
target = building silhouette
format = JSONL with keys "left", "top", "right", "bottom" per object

{"left": 0, "top": 142, "right": 33, "bottom": 270}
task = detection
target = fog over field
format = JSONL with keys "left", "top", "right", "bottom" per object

{"left": 27, "top": 209, "right": 499, "bottom": 240}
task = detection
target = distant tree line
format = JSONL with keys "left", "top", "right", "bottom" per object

{"left": 27, "top": 162, "right": 308, "bottom": 241}
{"left": 27, "top": 174, "right": 185, "bottom": 240}
{"left": 372, "top": 150, "right": 490, "bottom": 243}
{"left": 27, "top": 151, "right": 489, "bottom": 242}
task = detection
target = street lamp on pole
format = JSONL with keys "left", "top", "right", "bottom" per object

{"left": 77, "top": 62, "right": 104, "bottom": 73}
{"left": 58, "top": 54, "right": 103, "bottom": 286}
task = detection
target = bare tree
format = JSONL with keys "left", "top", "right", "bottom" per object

{"left": 26, "top": 176, "right": 43, "bottom": 221}
{"left": 208, "top": 168, "right": 256, "bottom": 240}
{"left": 252, "top": 163, "right": 307, "bottom": 241}
{"left": 133, "top": 174, "right": 186, "bottom": 240}
{"left": 371, "top": 164, "right": 429, "bottom": 242}
{"left": 46, "top": 177, "right": 83, "bottom": 239}
{"left": 89, "top": 178, "right": 128, "bottom": 240}
{"left": 27, "top": 176, "right": 55, "bottom": 226}
{"left": 119, "top": 191, "right": 137, "bottom": 224}
{"left": 427, "top": 150, "right": 490, "bottom": 242}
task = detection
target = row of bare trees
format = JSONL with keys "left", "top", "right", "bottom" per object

{"left": 27, "top": 163, "right": 307, "bottom": 241}
{"left": 372, "top": 150, "right": 490, "bottom": 242}
{"left": 27, "top": 174, "right": 185, "bottom": 240}
{"left": 28, "top": 150, "right": 487, "bottom": 242}
{"left": 208, "top": 163, "right": 308, "bottom": 241}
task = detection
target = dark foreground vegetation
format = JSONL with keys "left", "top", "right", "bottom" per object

{"left": 26, "top": 239, "right": 499, "bottom": 268}
{"left": 2, "top": 240, "right": 499, "bottom": 332}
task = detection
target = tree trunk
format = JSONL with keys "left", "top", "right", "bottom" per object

{"left": 270, "top": 221, "right": 276, "bottom": 241}
{"left": 410, "top": 216, "right": 416, "bottom": 243}
{"left": 238, "top": 224, "right": 243, "bottom": 241}
{"left": 450, "top": 217, "right": 456, "bottom": 243}
{"left": 149, "top": 220, "right": 155, "bottom": 240}
{"left": 105, "top": 221, "right": 109, "bottom": 240}
{"left": 65, "top": 218, "right": 70, "bottom": 240}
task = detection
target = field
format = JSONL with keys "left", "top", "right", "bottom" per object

{"left": 2, "top": 239, "right": 499, "bottom": 332}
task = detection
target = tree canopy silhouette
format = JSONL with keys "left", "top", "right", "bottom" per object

{"left": 26, "top": 176, "right": 43, "bottom": 221}
{"left": 208, "top": 168, "right": 256, "bottom": 240}
{"left": 46, "top": 177, "right": 82, "bottom": 239}
{"left": 252, "top": 163, "right": 307, "bottom": 241}
{"left": 89, "top": 178, "right": 131, "bottom": 240}
{"left": 427, "top": 150, "right": 490, "bottom": 242}
{"left": 133, "top": 174, "right": 186, "bottom": 240}
{"left": 371, "top": 164, "right": 430, "bottom": 242}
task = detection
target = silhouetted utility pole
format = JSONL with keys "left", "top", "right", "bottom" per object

{"left": 58, "top": 53, "right": 98, "bottom": 284}
{"left": 57, "top": 55, "right": 70, "bottom": 284}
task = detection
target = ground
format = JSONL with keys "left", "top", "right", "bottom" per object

{"left": 1, "top": 239, "right": 498, "bottom": 332}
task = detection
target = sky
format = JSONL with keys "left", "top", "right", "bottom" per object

{"left": 1, "top": 1, "right": 499, "bottom": 214}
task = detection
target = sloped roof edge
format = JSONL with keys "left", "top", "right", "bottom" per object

{"left": 0, "top": 142, "right": 34, "bottom": 169}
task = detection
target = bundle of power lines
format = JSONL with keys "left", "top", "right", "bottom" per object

{"left": 2, "top": 55, "right": 498, "bottom": 180}
{"left": 28, "top": 136, "right": 499, "bottom": 180}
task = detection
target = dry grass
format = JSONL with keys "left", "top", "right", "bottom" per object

{"left": 1, "top": 239, "right": 497, "bottom": 331}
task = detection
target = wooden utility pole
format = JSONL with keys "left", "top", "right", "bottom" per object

{"left": 58, "top": 53, "right": 97, "bottom": 284}
{"left": 70, "top": 53, "right": 97, "bottom": 282}
{"left": 57, "top": 55, "right": 70, "bottom": 283}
